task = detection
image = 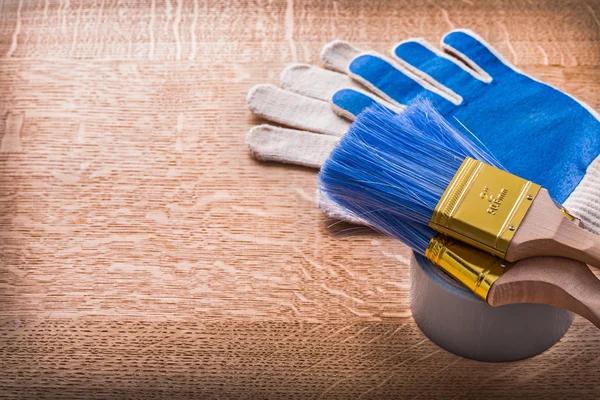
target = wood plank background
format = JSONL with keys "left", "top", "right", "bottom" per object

{"left": 0, "top": 0, "right": 599, "bottom": 398}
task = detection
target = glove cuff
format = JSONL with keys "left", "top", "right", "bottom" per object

{"left": 564, "top": 157, "right": 600, "bottom": 235}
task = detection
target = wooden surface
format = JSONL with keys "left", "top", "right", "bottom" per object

{"left": 0, "top": 0, "right": 599, "bottom": 398}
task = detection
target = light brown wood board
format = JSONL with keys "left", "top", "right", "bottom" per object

{"left": 0, "top": 0, "right": 599, "bottom": 398}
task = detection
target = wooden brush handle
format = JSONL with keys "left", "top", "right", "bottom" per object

{"left": 508, "top": 189, "right": 600, "bottom": 269}
{"left": 552, "top": 217, "right": 600, "bottom": 269}
{"left": 488, "top": 256, "right": 600, "bottom": 328}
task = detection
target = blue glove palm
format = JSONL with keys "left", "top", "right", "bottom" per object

{"left": 330, "top": 30, "right": 600, "bottom": 205}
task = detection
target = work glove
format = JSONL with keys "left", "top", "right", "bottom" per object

{"left": 246, "top": 29, "right": 600, "bottom": 233}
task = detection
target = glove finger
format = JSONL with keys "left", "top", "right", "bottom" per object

{"left": 392, "top": 38, "right": 490, "bottom": 97}
{"left": 246, "top": 124, "right": 339, "bottom": 169}
{"left": 349, "top": 53, "right": 459, "bottom": 108}
{"left": 280, "top": 63, "right": 398, "bottom": 120}
{"left": 321, "top": 41, "right": 459, "bottom": 110}
{"left": 320, "top": 39, "right": 363, "bottom": 73}
{"left": 280, "top": 63, "right": 363, "bottom": 102}
{"left": 246, "top": 123, "right": 365, "bottom": 225}
{"left": 441, "top": 29, "right": 513, "bottom": 79}
{"left": 331, "top": 88, "right": 401, "bottom": 120}
{"left": 247, "top": 84, "right": 350, "bottom": 137}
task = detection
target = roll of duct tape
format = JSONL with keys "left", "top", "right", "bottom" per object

{"left": 410, "top": 253, "right": 574, "bottom": 362}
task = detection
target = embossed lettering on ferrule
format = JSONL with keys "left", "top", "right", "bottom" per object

{"left": 481, "top": 186, "right": 508, "bottom": 215}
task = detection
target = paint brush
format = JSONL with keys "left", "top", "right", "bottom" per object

{"left": 317, "top": 100, "right": 600, "bottom": 328}
{"left": 319, "top": 100, "right": 600, "bottom": 268}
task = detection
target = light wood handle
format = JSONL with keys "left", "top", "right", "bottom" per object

{"left": 488, "top": 256, "right": 600, "bottom": 329}
{"left": 553, "top": 218, "right": 600, "bottom": 269}
{"left": 509, "top": 189, "right": 600, "bottom": 269}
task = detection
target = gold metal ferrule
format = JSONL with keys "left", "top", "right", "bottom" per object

{"left": 425, "top": 235, "right": 510, "bottom": 300}
{"left": 430, "top": 157, "right": 541, "bottom": 258}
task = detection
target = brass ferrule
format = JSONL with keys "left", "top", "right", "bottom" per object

{"left": 430, "top": 157, "right": 541, "bottom": 258}
{"left": 425, "top": 235, "right": 510, "bottom": 300}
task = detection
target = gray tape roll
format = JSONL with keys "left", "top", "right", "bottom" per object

{"left": 410, "top": 253, "right": 574, "bottom": 362}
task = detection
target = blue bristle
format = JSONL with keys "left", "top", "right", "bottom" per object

{"left": 318, "top": 99, "right": 504, "bottom": 255}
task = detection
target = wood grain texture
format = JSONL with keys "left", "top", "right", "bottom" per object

{"left": 0, "top": 0, "right": 599, "bottom": 398}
